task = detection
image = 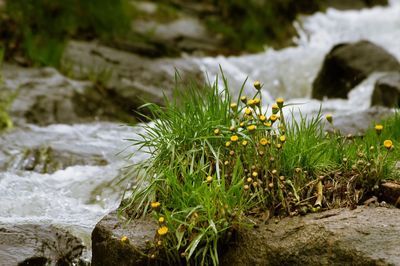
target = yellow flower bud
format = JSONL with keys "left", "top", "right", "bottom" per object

{"left": 383, "top": 139, "right": 393, "bottom": 150}
{"left": 157, "top": 226, "right": 169, "bottom": 236}
{"left": 206, "top": 175, "right": 213, "bottom": 183}
{"left": 240, "top": 96, "right": 247, "bottom": 103}
{"left": 259, "top": 138, "right": 268, "bottom": 146}
{"left": 254, "top": 80, "right": 262, "bottom": 90}
{"left": 230, "top": 102, "right": 238, "bottom": 110}
{"left": 247, "top": 125, "right": 256, "bottom": 132}
{"left": 245, "top": 108, "right": 252, "bottom": 115}
{"left": 276, "top": 98, "right": 284, "bottom": 108}
{"left": 325, "top": 114, "right": 333, "bottom": 124}
{"left": 272, "top": 104, "right": 279, "bottom": 114}
{"left": 375, "top": 124, "right": 383, "bottom": 135}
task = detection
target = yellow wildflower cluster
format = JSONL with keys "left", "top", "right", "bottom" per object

{"left": 212, "top": 82, "right": 290, "bottom": 196}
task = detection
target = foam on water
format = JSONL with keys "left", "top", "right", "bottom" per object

{"left": 0, "top": 122, "right": 148, "bottom": 249}
{"left": 195, "top": 0, "right": 400, "bottom": 113}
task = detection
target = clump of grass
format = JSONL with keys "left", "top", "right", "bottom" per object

{"left": 121, "top": 75, "right": 398, "bottom": 265}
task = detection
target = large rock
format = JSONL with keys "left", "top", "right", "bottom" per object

{"left": 3, "top": 64, "right": 139, "bottom": 125}
{"left": 62, "top": 40, "right": 205, "bottom": 108}
{"left": 371, "top": 72, "right": 400, "bottom": 108}
{"left": 92, "top": 207, "right": 400, "bottom": 265}
{"left": 312, "top": 41, "right": 400, "bottom": 100}
{"left": 91, "top": 211, "right": 157, "bottom": 266}
{"left": 0, "top": 223, "right": 85, "bottom": 266}
{"left": 220, "top": 207, "right": 400, "bottom": 265}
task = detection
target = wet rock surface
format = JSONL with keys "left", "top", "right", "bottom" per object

{"left": 221, "top": 207, "right": 400, "bottom": 266}
{"left": 91, "top": 211, "right": 157, "bottom": 266}
{"left": 371, "top": 72, "right": 400, "bottom": 108}
{"left": 0, "top": 223, "right": 85, "bottom": 266}
{"left": 312, "top": 40, "right": 400, "bottom": 100}
{"left": 3, "top": 64, "right": 140, "bottom": 125}
{"left": 92, "top": 207, "right": 400, "bottom": 266}
{"left": 62, "top": 40, "right": 205, "bottom": 108}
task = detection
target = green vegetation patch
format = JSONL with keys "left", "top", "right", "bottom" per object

{"left": 120, "top": 76, "right": 399, "bottom": 265}
{"left": 202, "top": 0, "right": 323, "bottom": 52}
{"left": 0, "top": 0, "right": 131, "bottom": 67}
{"left": 0, "top": 49, "right": 13, "bottom": 131}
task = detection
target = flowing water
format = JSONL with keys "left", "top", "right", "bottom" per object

{"left": 0, "top": 0, "right": 399, "bottom": 263}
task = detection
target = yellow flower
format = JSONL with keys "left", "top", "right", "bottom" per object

{"left": 242, "top": 140, "right": 248, "bottom": 146}
{"left": 279, "top": 135, "right": 286, "bottom": 143}
{"left": 245, "top": 108, "right": 252, "bottom": 115}
{"left": 276, "top": 143, "right": 282, "bottom": 150}
{"left": 253, "top": 98, "right": 261, "bottom": 106}
{"left": 230, "top": 102, "right": 238, "bottom": 110}
{"left": 151, "top": 202, "right": 161, "bottom": 210}
{"left": 325, "top": 114, "right": 333, "bottom": 124}
{"left": 158, "top": 217, "right": 165, "bottom": 223}
{"left": 240, "top": 122, "right": 245, "bottom": 128}
{"left": 271, "top": 104, "right": 279, "bottom": 114}
{"left": 247, "top": 99, "right": 256, "bottom": 107}
{"left": 229, "top": 126, "right": 236, "bottom": 132}
{"left": 254, "top": 80, "right": 262, "bottom": 90}
{"left": 158, "top": 226, "right": 169, "bottom": 236}
{"left": 225, "top": 141, "right": 231, "bottom": 147}
{"left": 214, "top": 128, "right": 220, "bottom": 135}
{"left": 206, "top": 175, "right": 213, "bottom": 183}
{"left": 230, "top": 135, "right": 239, "bottom": 142}
{"left": 264, "top": 121, "right": 272, "bottom": 127}
{"left": 259, "top": 115, "right": 266, "bottom": 122}
{"left": 121, "top": 235, "right": 129, "bottom": 243}
{"left": 252, "top": 171, "right": 258, "bottom": 178}
{"left": 247, "top": 125, "right": 256, "bottom": 132}
{"left": 384, "top": 139, "right": 393, "bottom": 150}
{"left": 270, "top": 114, "right": 278, "bottom": 122}
{"left": 259, "top": 138, "right": 268, "bottom": 146}
{"left": 276, "top": 98, "right": 284, "bottom": 108}
{"left": 375, "top": 124, "right": 383, "bottom": 135}
{"left": 244, "top": 184, "right": 250, "bottom": 190}
{"left": 240, "top": 96, "right": 247, "bottom": 103}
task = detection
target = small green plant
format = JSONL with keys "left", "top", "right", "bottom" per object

{"left": 0, "top": 49, "right": 14, "bottom": 131}
{"left": 121, "top": 75, "right": 398, "bottom": 265}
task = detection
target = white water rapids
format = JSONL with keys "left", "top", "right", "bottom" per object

{"left": 0, "top": 0, "right": 399, "bottom": 262}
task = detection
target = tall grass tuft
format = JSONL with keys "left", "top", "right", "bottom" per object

{"left": 121, "top": 75, "right": 398, "bottom": 265}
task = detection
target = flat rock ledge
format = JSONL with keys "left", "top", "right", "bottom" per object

{"left": 92, "top": 206, "right": 400, "bottom": 266}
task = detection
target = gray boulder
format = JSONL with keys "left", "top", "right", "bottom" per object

{"left": 92, "top": 207, "right": 400, "bottom": 265}
{"left": 312, "top": 41, "right": 400, "bottom": 100}
{"left": 3, "top": 64, "right": 140, "bottom": 125}
{"left": 0, "top": 223, "right": 85, "bottom": 266}
{"left": 62, "top": 40, "right": 205, "bottom": 109}
{"left": 91, "top": 211, "right": 157, "bottom": 266}
{"left": 371, "top": 72, "right": 400, "bottom": 108}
